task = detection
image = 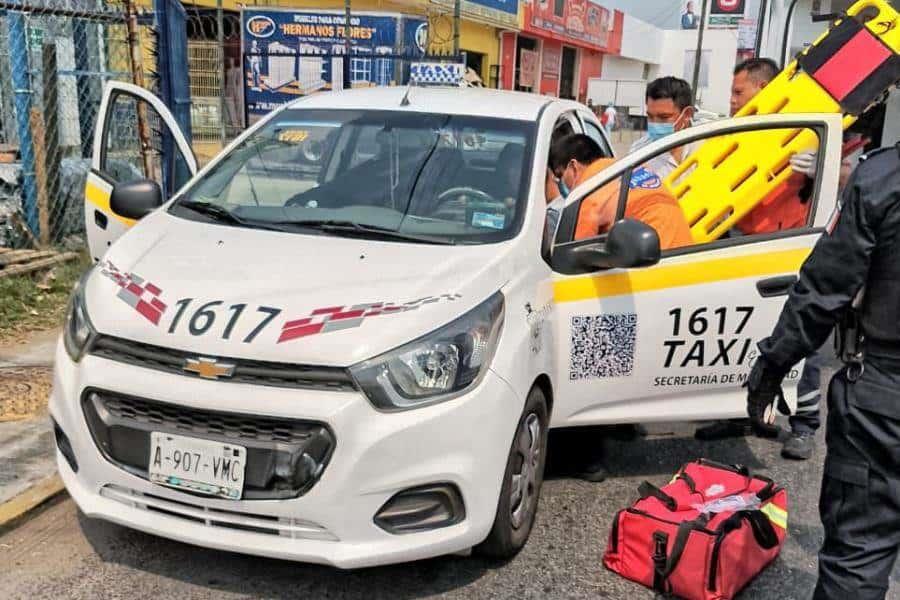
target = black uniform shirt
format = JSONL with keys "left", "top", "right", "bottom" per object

{"left": 759, "top": 144, "right": 900, "bottom": 369}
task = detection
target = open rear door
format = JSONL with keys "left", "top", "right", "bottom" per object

{"left": 84, "top": 81, "right": 197, "bottom": 261}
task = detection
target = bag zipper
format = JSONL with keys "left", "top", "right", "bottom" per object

{"left": 625, "top": 507, "right": 717, "bottom": 535}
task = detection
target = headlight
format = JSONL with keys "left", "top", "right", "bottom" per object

{"left": 63, "top": 272, "right": 96, "bottom": 362}
{"left": 350, "top": 292, "right": 504, "bottom": 410}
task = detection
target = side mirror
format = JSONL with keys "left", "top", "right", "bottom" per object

{"left": 110, "top": 179, "right": 163, "bottom": 220}
{"left": 572, "top": 219, "right": 661, "bottom": 270}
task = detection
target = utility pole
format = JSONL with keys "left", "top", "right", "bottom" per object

{"left": 344, "top": 0, "right": 351, "bottom": 89}
{"left": 453, "top": 0, "right": 461, "bottom": 56}
{"left": 691, "top": 0, "right": 709, "bottom": 107}
{"left": 217, "top": 0, "right": 225, "bottom": 141}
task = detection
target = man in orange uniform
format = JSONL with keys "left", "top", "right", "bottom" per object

{"left": 549, "top": 133, "right": 693, "bottom": 250}
{"left": 731, "top": 58, "right": 814, "bottom": 235}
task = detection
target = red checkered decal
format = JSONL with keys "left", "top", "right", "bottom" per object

{"left": 278, "top": 294, "right": 462, "bottom": 343}
{"left": 99, "top": 261, "right": 168, "bottom": 325}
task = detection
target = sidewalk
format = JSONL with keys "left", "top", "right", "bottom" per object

{"left": 0, "top": 328, "right": 61, "bottom": 524}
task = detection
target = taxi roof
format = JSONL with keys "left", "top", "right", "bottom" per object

{"left": 286, "top": 86, "right": 578, "bottom": 122}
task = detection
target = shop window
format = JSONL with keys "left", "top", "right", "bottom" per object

{"left": 554, "top": 0, "right": 565, "bottom": 17}
{"left": 350, "top": 57, "right": 371, "bottom": 83}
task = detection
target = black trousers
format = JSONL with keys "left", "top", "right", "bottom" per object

{"left": 813, "top": 357, "right": 900, "bottom": 599}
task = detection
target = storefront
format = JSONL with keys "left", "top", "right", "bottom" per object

{"left": 427, "top": 0, "right": 519, "bottom": 87}
{"left": 241, "top": 7, "right": 428, "bottom": 118}
{"left": 500, "top": 1, "right": 623, "bottom": 101}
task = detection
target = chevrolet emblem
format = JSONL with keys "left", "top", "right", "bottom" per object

{"left": 183, "top": 357, "right": 236, "bottom": 380}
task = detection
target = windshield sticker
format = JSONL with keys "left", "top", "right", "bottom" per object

{"left": 276, "top": 129, "right": 310, "bottom": 143}
{"left": 99, "top": 261, "right": 168, "bottom": 325}
{"left": 629, "top": 167, "right": 662, "bottom": 190}
{"left": 472, "top": 212, "right": 505, "bottom": 230}
{"left": 278, "top": 294, "right": 462, "bottom": 343}
{"left": 570, "top": 313, "right": 637, "bottom": 380}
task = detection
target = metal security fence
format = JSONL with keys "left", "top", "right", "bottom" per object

{"left": 0, "top": 0, "right": 148, "bottom": 249}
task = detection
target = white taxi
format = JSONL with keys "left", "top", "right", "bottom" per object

{"left": 51, "top": 81, "right": 843, "bottom": 567}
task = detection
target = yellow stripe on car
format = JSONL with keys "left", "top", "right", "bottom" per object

{"left": 761, "top": 502, "right": 788, "bottom": 530}
{"left": 553, "top": 248, "right": 811, "bottom": 303}
{"left": 85, "top": 179, "right": 136, "bottom": 227}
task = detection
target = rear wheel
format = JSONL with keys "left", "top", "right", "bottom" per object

{"left": 475, "top": 386, "right": 549, "bottom": 559}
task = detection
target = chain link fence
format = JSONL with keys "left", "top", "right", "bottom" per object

{"left": 0, "top": 0, "right": 152, "bottom": 249}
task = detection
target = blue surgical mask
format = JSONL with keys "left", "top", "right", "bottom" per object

{"left": 556, "top": 179, "right": 570, "bottom": 198}
{"left": 647, "top": 122, "right": 676, "bottom": 141}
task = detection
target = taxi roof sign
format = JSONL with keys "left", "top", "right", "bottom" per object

{"left": 410, "top": 62, "right": 465, "bottom": 87}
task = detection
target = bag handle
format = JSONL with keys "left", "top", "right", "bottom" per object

{"left": 638, "top": 481, "right": 677, "bottom": 511}
{"left": 718, "top": 510, "right": 780, "bottom": 550}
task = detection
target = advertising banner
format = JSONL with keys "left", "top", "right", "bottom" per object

{"left": 526, "top": 0, "right": 612, "bottom": 48}
{"left": 519, "top": 49, "right": 538, "bottom": 89}
{"left": 430, "top": 0, "right": 518, "bottom": 28}
{"left": 708, "top": 0, "right": 747, "bottom": 29}
{"left": 242, "top": 8, "right": 427, "bottom": 116}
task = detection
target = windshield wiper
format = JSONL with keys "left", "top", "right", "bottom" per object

{"left": 271, "top": 219, "right": 451, "bottom": 245}
{"left": 178, "top": 200, "right": 284, "bottom": 232}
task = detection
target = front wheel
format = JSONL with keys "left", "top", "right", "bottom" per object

{"left": 475, "top": 386, "right": 549, "bottom": 559}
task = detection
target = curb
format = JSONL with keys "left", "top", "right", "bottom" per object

{"left": 0, "top": 474, "right": 64, "bottom": 530}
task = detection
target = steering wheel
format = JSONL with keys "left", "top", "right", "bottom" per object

{"left": 436, "top": 186, "right": 496, "bottom": 205}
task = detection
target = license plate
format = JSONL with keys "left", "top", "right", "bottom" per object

{"left": 149, "top": 432, "right": 246, "bottom": 500}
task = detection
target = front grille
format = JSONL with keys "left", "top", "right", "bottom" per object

{"left": 89, "top": 335, "right": 356, "bottom": 392}
{"left": 83, "top": 389, "right": 335, "bottom": 500}
{"left": 100, "top": 393, "right": 314, "bottom": 444}
{"left": 100, "top": 484, "right": 338, "bottom": 541}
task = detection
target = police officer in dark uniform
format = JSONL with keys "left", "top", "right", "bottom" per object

{"left": 746, "top": 142, "right": 900, "bottom": 598}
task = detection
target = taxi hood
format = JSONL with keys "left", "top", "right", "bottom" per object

{"left": 84, "top": 212, "right": 512, "bottom": 366}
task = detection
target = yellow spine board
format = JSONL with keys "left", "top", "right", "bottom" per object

{"left": 665, "top": 0, "right": 900, "bottom": 243}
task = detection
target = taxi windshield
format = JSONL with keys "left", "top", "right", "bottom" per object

{"left": 172, "top": 109, "right": 535, "bottom": 244}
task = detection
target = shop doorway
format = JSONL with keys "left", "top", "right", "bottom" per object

{"left": 515, "top": 36, "right": 538, "bottom": 93}
{"left": 464, "top": 50, "right": 485, "bottom": 83}
{"left": 559, "top": 46, "right": 577, "bottom": 99}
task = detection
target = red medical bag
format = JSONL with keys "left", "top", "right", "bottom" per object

{"left": 603, "top": 459, "right": 788, "bottom": 600}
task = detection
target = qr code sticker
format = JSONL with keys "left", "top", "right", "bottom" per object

{"left": 569, "top": 313, "right": 638, "bottom": 380}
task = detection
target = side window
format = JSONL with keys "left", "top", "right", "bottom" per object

{"left": 102, "top": 92, "right": 192, "bottom": 198}
{"left": 582, "top": 119, "right": 613, "bottom": 158}
{"left": 567, "top": 125, "right": 823, "bottom": 252}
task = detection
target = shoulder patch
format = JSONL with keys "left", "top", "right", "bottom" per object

{"left": 629, "top": 167, "right": 661, "bottom": 190}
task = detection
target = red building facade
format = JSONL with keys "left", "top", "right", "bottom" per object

{"left": 500, "top": 1, "right": 623, "bottom": 101}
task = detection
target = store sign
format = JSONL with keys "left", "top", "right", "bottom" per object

{"left": 241, "top": 8, "right": 426, "bottom": 116}
{"left": 430, "top": 0, "right": 518, "bottom": 29}
{"left": 519, "top": 49, "right": 538, "bottom": 89}
{"left": 708, "top": 0, "right": 747, "bottom": 29}
{"left": 737, "top": 18, "right": 757, "bottom": 49}
{"left": 526, "top": 0, "right": 612, "bottom": 48}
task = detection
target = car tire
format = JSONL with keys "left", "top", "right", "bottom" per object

{"left": 475, "top": 385, "right": 549, "bottom": 559}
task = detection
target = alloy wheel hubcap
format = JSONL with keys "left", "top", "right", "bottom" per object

{"left": 510, "top": 412, "right": 541, "bottom": 529}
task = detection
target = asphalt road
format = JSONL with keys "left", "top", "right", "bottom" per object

{"left": 4, "top": 414, "right": 899, "bottom": 600}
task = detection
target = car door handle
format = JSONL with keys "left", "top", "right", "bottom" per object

{"left": 756, "top": 275, "right": 798, "bottom": 297}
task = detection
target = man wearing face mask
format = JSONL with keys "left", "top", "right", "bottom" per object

{"left": 550, "top": 133, "right": 693, "bottom": 250}
{"left": 630, "top": 77, "right": 696, "bottom": 180}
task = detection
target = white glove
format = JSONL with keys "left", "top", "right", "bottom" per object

{"left": 789, "top": 151, "right": 818, "bottom": 178}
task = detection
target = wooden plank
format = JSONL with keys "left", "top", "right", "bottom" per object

{"left": 29, "top": 109, "right": 50, "bottom": 248}
{"left": 0, "top": 250, "right": 55, "bottom": 267}
{"left": 0, "top": 249, "right": 42, "bottom": 262}
{"left": 0, "top": 252, "right": 78, "bottom": 279}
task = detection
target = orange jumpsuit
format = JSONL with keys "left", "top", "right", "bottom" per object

{"left": 573, "top": 158, "right": 694, "bottom": 250}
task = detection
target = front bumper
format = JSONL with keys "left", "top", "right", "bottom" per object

{"left": 50, "top": 340, "right": 521, "bottom": 568}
